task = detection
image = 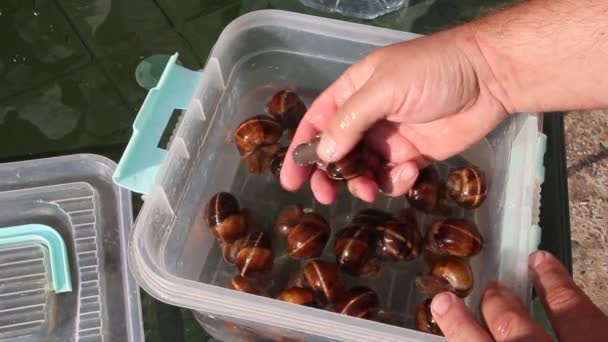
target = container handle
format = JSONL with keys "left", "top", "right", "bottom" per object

{"left": 113, "top": 53, "right": 203, "bottom": 194}
{"left": 0, "top": 224, "right": 72, "bottom": 293}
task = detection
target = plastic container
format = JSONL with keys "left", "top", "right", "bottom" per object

{"left": 298, "top": 0, "right": 408, "bottom": 19}
{"left": 114, "top": 10, "right": 546, "bottom": 342}
{"left": 0, "top": 154, "right": 144, "bottom": 342}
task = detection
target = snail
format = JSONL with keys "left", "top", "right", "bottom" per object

{"left": 230, "top": 275, "right": 269, "bottom": 296}
{"left": 205, "top": 192, "right": 250, "bottom": 244}
{"left": 446, "top": 166, "right": 488, "bottom": 208}
{"left": 224, "top": 231, "right": 273, "bottom": 276}
{"left": 415, "top": 298, "right": 443, "bottom": 336}
{"left": 300, "top": 260, "right": 344, "bottom": 304}
{"left": 269, "top": 146, "right": 288, "bottom": 180}
{"left": 424, "top": 218, "right": 483, "bottom": 257}
{"left": 375, "top": 209, "right": 422, "bottom": 261}
{"left": 406, "top": 166, "right": 451, "bottom": 216}
{"left": 275, "top": 205, "right": 330, "bottom": 259}
{"left": 234, "top": 115, "right": 283, "bottom": 157}
{"left": 334, "top": 225, "right": 380, "bottom": 277}
{"left": 243, "top": 143, "right": 282, "bottom": 174}
{"left": 266, "top": 90, "right": 307, "bottom": 138}
{"left": 333, "top": 286, "right": 380, "bottom": 319}
{"left": 351, "top": 208, "right": 397, "bottom": 228}
{"left": 276, "top": 287, "right": 318, "bottom": 307}
{"left": 292, "top": 137, "right": 366, "bottom": 180}
{"left": 415, "top": 256, "right": 474, "bottom": 297}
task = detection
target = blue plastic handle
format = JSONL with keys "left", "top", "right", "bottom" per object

{"left": 113, "top": 53, "right": 203, "bottom": 194}
{"left": 0, "top": 224, "right": 72, "bottom": 293}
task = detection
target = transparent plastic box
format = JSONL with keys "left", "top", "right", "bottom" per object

{"left": 114, "top": 10, "right": 546, "bottom": 342}
{"left": 0, "top": 154, "right": 144, "bottom": 342}
{"left": 298, "top": 0, "right": 408, "bottom": 19}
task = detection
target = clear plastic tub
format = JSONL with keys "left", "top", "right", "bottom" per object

{"left": 0, "top": 154, "right": 144, "bottom": 342}
{"left": 298, "top": 0, "right": 408, "bottom": 19}
{"left": 115, "top": 10, "right": 546, "bottom": 342}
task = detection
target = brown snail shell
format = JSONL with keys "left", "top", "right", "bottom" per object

{"left": 333, "top": 286, "right": 380, "bottom": 319}
{"left": 416, "top": 256, "right": 474, "bottom": 297}
{"left": 407, "top": 166, "right": 451, "bottom": 215}
{"left": 302, "top": 260, "right": 344, "bottom": 303}
{"left": 351, "top": 208, "right": 397, "bottom": 228}
{"left": 276, "top": 287, "right": 318, "bottom": 307}
{"left": 230, "top": 275, "right": 268, "bottom": 296}
{"left": 375, "top": 220, "right": 422, "bottom": 261}
{"left": 234, "top": 115, "right": 283, "bottom": 157}
{"left": 275, "top": 205, "right": 330, "bottom": 259}
{"left": 425, "top": 218, "right": 483, "bottom": 257}
{"left": 266, "top": 90, "right": 307, "bottom": 138}
{"left": 286, "top": 213, "right": 330, "bottom": 259}
{"left": 224, "top": 231, "right": 273, "bottom": 276}
{"left": 334, "top": 225, "right": 380, "bottom": 277}
{"left": 446, "top": 166, "right": 488, "bottom": 208}
{"left": 415, "top": 298, "right": 443, "bottom": 336}
{"left": 270, "top": 146, "right": 288, "bottom": 180}
{"left": 242, "top": 143, "right": 282, "bottom": 174}
{"left": 205, "top": 192, "right": 250, "bottom": 244}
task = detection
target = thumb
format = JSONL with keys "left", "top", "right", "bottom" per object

{"left": 316, "top": 79, "right": 393, "bottom": 162}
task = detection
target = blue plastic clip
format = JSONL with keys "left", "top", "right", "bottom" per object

{"left": 0, "top": 224, "right": 72, "bottom": 293}
{"left": 113, "top": 53, "right": 203, "bottom": 194}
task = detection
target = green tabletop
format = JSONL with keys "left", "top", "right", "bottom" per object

{"left": 0, "top": 1, "right": 570, "bottom": 341}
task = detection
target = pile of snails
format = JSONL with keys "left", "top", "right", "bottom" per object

{"left": 234, "top": 89, "right": 307, "bottom": 179}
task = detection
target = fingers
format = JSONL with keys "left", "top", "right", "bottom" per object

{"left": 481, "top": 282, "right": 552, "bottom": 342}
{"left": 346, "top": 171, "right": 379, "bottom": 203}
{"left": 309, "top": 170, "right": 338, "bottom": 205}
{"left": 364, "top": 121, "right": 422, "bottom": 164}
{"left": 375, "top": 162, "right": 419, "bottom": 196}
{"left": 431, "top": 292, "right": 494, "bottom": 342}
{"left": 529, "top": 250, "right": 608, "bottom": 342}
{"left": 317, "top": 80, "right": 392, "bottom": 163}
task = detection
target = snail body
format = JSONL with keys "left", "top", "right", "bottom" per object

{"left": 205, "top": 192, "right": 250, "bottom": 244}
{"left": 334, "top": 225, "right": 380, "bottom": 277}
{"left": 292, "top": 137, "right": 366, "bottom": 180}
{"left": 333, "top": 286, "right": 380, "bottom": 319}
{"left": 234, "top": 115, "right": 282, "bottom": 157}
{"left": 446, "top": 166, "right": 488, "bottom": 208}
{"left": 425, "top": 219, "right": 483, "bottom": 257}
{"left": 224, "top": 231, "right": 273, "bottom": 276}
{"left": 407, "top": 166, "right": 450, "bottom": 215}
{"left": 416, "top": 256, "right": 474, "bottom": 297}
{"left": 415, "top": 299, "right": 443, "bottom": 336}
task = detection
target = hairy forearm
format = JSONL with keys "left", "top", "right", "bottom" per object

{"left": 459, "top": 0, "right": 608, "bottom": 113}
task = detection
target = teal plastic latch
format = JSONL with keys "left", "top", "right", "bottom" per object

{"left": 0, "top": 224, "right": 72, "bottom": 293}
{"left": 113, "top": 53, "right": 203, "bottom": 194}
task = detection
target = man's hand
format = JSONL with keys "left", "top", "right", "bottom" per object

{"left": 431, "top": 251, "right": 608, "bottom": 342}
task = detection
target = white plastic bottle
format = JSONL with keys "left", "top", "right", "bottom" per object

{"left": 299, "top": 0, "right": 407, "bottom": 19}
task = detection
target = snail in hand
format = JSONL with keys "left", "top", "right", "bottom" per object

{"left": 333, "top": 286, "right": 380, "bottom": 319}
{"left": 424, "top": 218, "right": 483, "bottom": 257}
{"left": 275, "top": 205, "right": 330, "bottom": 259}
{"left": 205, "top": 192, "right": 250, "bottom": 244}
{"left": 415, "top": 298, "right": 443, "bottom": 336}
{"left": 416, "top": 256, "right": 474, "bottom": 297}
{"left": 292, "top": 137, "right": 367, "bottom": 180}
{"left": 334, "top": 225, "right": 381, "bottom": 278}
{"left": 446, "top": 166, "right": 488, "bottom": 208}
{"left": 223, "top": 231, "right": 273, "bottom": 276}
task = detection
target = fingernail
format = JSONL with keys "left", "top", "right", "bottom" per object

{"left": 390, "top": 164, "right": 417, "bottom": 184}
{"left": 530, "top": 250, "right": 549, "bottom": 269}
{"left": 317, "top": 135, "right": 337, "bottom": 160}
{"left": 431, "top": 292, "right": 453, "bottom": 317}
